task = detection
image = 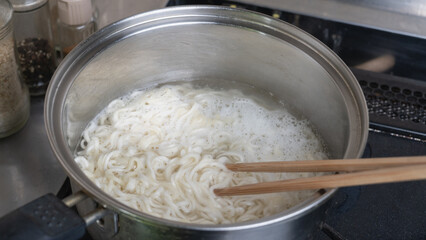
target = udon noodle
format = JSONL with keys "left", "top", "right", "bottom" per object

{"left": 74, "top": 83, "right": 328, "bottom": 224}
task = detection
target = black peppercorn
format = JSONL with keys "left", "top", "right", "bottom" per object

{"left": 16, "top": 38, "right": 55, "bottom": 96}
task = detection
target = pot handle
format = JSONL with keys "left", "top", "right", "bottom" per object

{"left": 0, "top": 192, "right": 108, "bottom": 240}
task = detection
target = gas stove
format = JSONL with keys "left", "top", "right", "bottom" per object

{"left": 1, "top": 1, "right": 425, "bottom": 239}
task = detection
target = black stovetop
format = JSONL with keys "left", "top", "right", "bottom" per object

{"left": 319, "top": 131, "right": 426, "bottom": 240}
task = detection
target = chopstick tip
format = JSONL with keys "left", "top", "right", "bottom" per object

{"left": 213, "top": 188, "right": 223, "bottom": 196}
{"left": 224, "top": 163, "right": 235, "bottom": 171}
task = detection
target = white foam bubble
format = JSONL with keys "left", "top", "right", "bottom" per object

{"left": 189, "top": 87, "right": 327, "bottom": 163}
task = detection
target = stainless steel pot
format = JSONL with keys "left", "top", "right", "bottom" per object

{"left": 45, "top": 6, "right": 369, "bottom": 240}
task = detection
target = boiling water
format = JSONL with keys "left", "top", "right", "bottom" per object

{"left": 74, "top": 80, "right": 329, "bottom": 224}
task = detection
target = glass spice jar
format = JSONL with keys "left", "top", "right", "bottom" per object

{"left": 0, "top": 0, "right": 30, "bottom": 138}
{"left": 10, "top": 0, "right": 55, "bottom": 96}
{"left": 56, "top": 0, "right": 95, "bottom": 62}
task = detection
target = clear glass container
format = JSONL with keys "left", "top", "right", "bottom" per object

{"left": 11, "top": 0, "right": 55, "bottom": 96}
{"left": 56, "top": 20, "right": 95, "bottom": 60}
{"left": 55, "top": 0, "right": 95, "bottom": 62}
{"left": 0, "top": 0, "right": 30, "bottom": 138}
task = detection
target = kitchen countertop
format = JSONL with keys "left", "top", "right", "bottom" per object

{"left": 0, "top": 96, "right": 66, "bottom": 217}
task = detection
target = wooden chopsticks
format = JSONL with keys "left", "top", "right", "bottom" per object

{"left": 214, "top": 156, "right": 426, "bottom": 196}
{"left": 225, "top": 156, "right": 426, "bottom": 173}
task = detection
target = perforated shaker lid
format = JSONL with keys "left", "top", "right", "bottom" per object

{"left": 9, "top": 0, "right": 48, "bottom": 12}
{"left": 58, "top": 0, "right": 92, "bottom": 25}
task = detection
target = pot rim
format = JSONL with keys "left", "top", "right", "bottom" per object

{"left": 45, "top": 5, "right": 368, "bottom": 231}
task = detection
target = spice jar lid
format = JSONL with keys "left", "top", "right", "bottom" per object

{"left": 58, "top": 0, "right": 93, "bottom": 26}
{"left": 9, "top": 0, "right": 48, "bottom": 12}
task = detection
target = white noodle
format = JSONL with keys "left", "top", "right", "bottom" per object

{"left": 75, "top": 83, "right": 328, "bottom": 224}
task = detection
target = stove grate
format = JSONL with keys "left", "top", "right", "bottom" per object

{"left": 352, "top": 68, "right": 426, "bottom": 139}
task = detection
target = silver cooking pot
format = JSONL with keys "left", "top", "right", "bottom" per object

{"left": 44, "top": 6, "right": 368, "bottom": 240}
